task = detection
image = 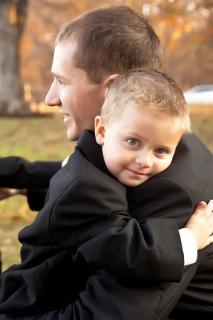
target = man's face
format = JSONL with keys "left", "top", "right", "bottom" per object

{"left": 95, "top": 106, "right": 184, "bottom": 187}
{"left": 45, "top": 39, "right": 108, "bottom": 140}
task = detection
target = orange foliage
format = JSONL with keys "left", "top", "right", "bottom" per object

{"left": 19, "top": 0, "right": 213, "bottom": 102}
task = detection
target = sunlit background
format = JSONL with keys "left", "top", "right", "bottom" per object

{"left": 0, "top": 0, "right": 212, "bottom": 270}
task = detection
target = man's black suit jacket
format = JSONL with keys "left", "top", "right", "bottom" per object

{"left": 0, "top": 131, "right": 213, "bottom": 319}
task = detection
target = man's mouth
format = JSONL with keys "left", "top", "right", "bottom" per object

{"left": 60, "top": 110, "right": 70, "bottom": 116}
{"left": 60, "top": 111, "right": 71, "bottom": 122}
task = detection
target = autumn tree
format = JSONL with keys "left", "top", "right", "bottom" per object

{"left": 140, "top": 0, "right": 213, "bottom": 89}
{"left": 2, "top": 0, "right": 210, "bottom": 107}
{"left": 21, "top": 0, "right": 117, "bottom": 103}
{"left": 0, "top": 0, "right": 29, "bottom": 116}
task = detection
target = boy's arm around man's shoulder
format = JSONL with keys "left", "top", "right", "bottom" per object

{"left": 75, "top": 176, "right": 191, "bottom": 284}
{"left": 43, "top": 153, "right": 184, "bottom": 284}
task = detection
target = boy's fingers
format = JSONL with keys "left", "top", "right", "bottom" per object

{"left": 208, "top": 235, "right": 213, "bottom": 245}
{"left": 205, "top": 200, "right": 213, "bottom": 216}
{"left": 198, "top": 201, "right": 207, "bottom": 209}
{"left": 194, "top": 201, "right": 207, "bottom": 215}
{"left": 195, "top": 200, "right": 213, "bottom": 216}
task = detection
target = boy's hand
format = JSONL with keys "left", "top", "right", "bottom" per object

{"left": 186, "top": 200, "right": 213, "bottom": 250}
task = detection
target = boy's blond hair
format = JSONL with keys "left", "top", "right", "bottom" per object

{"left": 101, "top": 68, "right": 191, "bottom": 133}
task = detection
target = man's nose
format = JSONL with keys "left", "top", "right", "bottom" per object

{"left": 45, "top": 81, "right": 61, "bottom": 107}
{"left": 135, "top": 149, "right": 152, "bottom": 167}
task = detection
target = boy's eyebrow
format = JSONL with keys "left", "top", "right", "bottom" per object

{"left": 155, "top": 144, "right": 177, "bottom": 152}
{"left": 124, "top": 131, "right": 146, "bottom": 140}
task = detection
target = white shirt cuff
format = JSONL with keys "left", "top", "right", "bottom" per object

{"left": 179, "top": 228, "right": 198, "bottom": 266}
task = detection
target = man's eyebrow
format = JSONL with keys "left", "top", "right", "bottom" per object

{"left": 51, "top": 72, "right": 69, "bottom": 81}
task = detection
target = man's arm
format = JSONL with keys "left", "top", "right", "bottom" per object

{"left": 0, "top": 157, "right": 61, "bottom": 189}
{"left": 0, "top": 157, "right": 61, "bottom": 210}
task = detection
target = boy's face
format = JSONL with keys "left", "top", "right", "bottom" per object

{"left": 45, "top": 39, "right": 108, "bottom": 141}
{"left": 95, "top": 106, "right": 184, "bottom": 187}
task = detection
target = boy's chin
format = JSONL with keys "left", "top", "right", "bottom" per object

{"left": 123, "top": 177, "right": 149, "bottom": 187}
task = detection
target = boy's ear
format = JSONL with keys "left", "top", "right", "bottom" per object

{"left": 94, "top": 116, "right": 105, "bottom": 145}
{"left": 104, "top": 74, "right": 119, "bottom": 97}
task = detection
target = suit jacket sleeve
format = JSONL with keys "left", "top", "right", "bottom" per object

{"left": 0, "top": 157, "right": 61, "bottom": 210}
{"left": 77, "top": 216, "right": 183, "bottom": 283}
{"left": 27, "top": 188, "right": 48, "bottom": 211}
{"left": 46, "top": 154, "right": 184, "bottom": 284}
{"left": 58, "top": 175, "right": 185, "bottom": 283}
{"left": 0, "top": 157, "right": 61, "bottom": 189}
{"left": 68, "top": 176, "right": 197, "bottom": 320}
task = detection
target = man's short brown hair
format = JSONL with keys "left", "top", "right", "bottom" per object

{"left": 56, "top": 6, "right": 162, "bottom": 83}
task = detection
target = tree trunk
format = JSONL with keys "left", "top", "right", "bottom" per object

{"left": 0, "top": 0, "right": 29, "bottom": 116}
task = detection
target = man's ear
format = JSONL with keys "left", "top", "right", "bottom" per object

{"left": 104, "top": 74, "right": 119, "bottom": 97}
{"left": 94, "top": 116, "right": 105, "bottom": 145}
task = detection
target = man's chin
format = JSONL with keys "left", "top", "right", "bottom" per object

{"left": 67, "top": 128, "right": 80, "bottom": 141}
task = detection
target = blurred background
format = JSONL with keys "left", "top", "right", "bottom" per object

{"left": 0, "top": 0, "right": 213, "bottom": 270}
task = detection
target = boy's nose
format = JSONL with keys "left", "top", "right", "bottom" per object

{"left": 135, "top": 150, "right": 153, "bottom": 168}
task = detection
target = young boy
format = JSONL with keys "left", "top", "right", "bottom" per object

{"left": 76, "top": 67, "right": 213, "bottom": 281}
{"left": 1, "top": 68, "right": 212, "bottom": 319}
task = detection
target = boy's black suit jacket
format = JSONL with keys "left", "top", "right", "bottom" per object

{"left": 0, "top": 131, "right": 213, "bottom": 319}
{"left": 75, "top": 131, "right": 213, "bottom": 320}
{"left": 0, "top": 131, "right": 184, "bottom": 319}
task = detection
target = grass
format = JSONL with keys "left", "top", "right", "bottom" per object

{"left": 0, "top": 115, "right": 74, "bottom": 160}
{"left": 0, "top": 108, "right": 213, "bottom": 271}
{"left": 0, "top": 114, "right": 75, "bottom": 270}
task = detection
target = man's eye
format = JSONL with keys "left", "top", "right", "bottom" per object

{"left": 58, "top": 79, "right": 65, "bottom": 85}
{"left": 127, "top": 139, "right": 141, "bottom": 147}
{"left": 56, "top": 78, "right": 67, "bottom": 85}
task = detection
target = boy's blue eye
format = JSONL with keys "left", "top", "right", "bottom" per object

{"left": 127, "top": 139, "right": 141, "bottom": 147}
{"left": 155, "top": 148, "right": 168, "bottom": 155}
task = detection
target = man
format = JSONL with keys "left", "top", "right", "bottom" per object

{"left": 0, "top": 5, "right": 213, "bottom": 320}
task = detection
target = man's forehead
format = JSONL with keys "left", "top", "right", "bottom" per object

{"left": 51, "top": 40, "right": 78, "bottom": 73}
{"left": 54, "top": 39, "right": 78, "bottom": 60}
